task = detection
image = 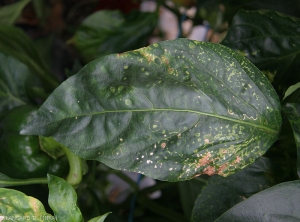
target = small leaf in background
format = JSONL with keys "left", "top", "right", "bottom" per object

{"left": 72, "top": 10, "right": 158, "bottom": 62}
{"left": 0, "top": 25, "right": 59, "bottom": 91}
{"left": 48, "top": 174, "right": 83, "bottom": 222}
{"left": 71, "top": 10, "right": 124, "bottom": 62}
{"left": 191, "top": 157, "right": 284, "bottom": 221}
{"left": 32, "top": 0, "right": 47, "bottom": 25}
{"left": 21, "top": 39, "right": 281, "bottom": 181}
{"left": 0, "top": 188, "right": 53, "bottom": 221}
{"left": 0, "top": 52, "right": 32, "bottom": 120}
{"left": 87, "top": 212, "right": 111, "bottom": 222}
{"left": 283, "top": 82, "right": 300, "bottom": 102}
{"left": 215, "top": 180, "right": 300, "bottom": 221}
{"left": 221, "top": 10, "right": 300, "bottom": 96}
{"left": 282, "top": 103, "right": 300, "bottom": 178}
{"left": 222, "top": 0, "right": 300, "bottom": 24}
{"left": 0, "top": 0, "right": 32, "bottom": 25}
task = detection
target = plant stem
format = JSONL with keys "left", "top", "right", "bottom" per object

{"left": 0, "top": 175, "right": 48, "bottom": 187}
{"left": 61, "top": 146, "right": 83, "bottom": 187}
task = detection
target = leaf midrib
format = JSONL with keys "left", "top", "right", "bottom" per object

{"left": 50, "top": 108, "right": 278, "bottom": 134}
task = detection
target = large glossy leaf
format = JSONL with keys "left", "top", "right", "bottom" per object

{"left": 282, "top": 103, "right": 300, "bottom": 178}
{"left": 48, "top": 174, "right": 83, "bottom": 222}
{"left": 0, "top": 188, "right": 53, "bottom": 221}
{"left": 72, "top": 10, "right": 158, "bottom": 62}
{"left": 191, "top": 157, "right": 284, "bottom": 222}
{"left": 221, "top": 10, "right": 300, "bottom": 95}
{"left": 0, "top": 25, "right": 59, "bottom": 91}
{"left": 0, "top": 52, "right": 31, "bottom": 119}
{"left": 215, "top": 180, "right": 300, "bottom": 221}
{"left": 21, "top": 39, "right": 281, "bottom": 181}
{"left": 0, "top": 0, "right": 31, "bottom": 25}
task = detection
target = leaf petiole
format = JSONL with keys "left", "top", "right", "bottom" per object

{"left": 61, "top": 145, "right": 83, "bottom": 187}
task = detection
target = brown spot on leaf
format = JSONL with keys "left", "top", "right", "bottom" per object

{"left": 197, "top": 152, "right": 212, "bottom": 167}
{"left": 234, "top": 156, "right": 241, "bottom": 164}
{"left": 161, "top": 142, "right": 166, "bottom": 148}
{"left": 203, "top": 166, "right": 216, "bottom": 176}
{"left": 217, "top": 163, "right": 229, "bottom": 176}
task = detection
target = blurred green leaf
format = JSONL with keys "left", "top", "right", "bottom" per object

{"left": 282, "top": 103, "right": 300, "bottom": 178}
{"left": 221, "top": 10, "right": 300, "bottom": 96}
{"left": 0, "top": 25, "right": 59, "bottom": 91}
{"left": 221, "top": 0, "right": 300, "bottom": 24}
{"left": 191, "top": 157, "right": 283, "bottom": 221}
{"left": 32, "top": 0, "right": 47, "bottom": 25}
{"left": 72, "top": 10, "right": 124, "bottom": 62}
{"left": 48, "top": 174, "right": 83, "bottom": 222}
{"left": 0, "top": 188, "right": 53, "bottom": 220}
{"left": 72, "top": 10, "right": 158, "bottom": 62}
{"left": 0, "top": 0, "right": 32, "bottom": 25}
{"left": 0, "top": 52, "right": 32, "bottom": 119}
{"left": 215, "top": 180, "right": 300, "bottom": 221}
{"left": 22, "top": 39, "right": 281, "bottom": 181}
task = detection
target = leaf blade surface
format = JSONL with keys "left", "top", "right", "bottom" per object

{"left": 47, "top": 174, "right": 83, "bottom": 222}
{"left": 0, "top": 188, "right": 53, "bottom": 221}
{"left": 22, "top": 39, "right": 281, "bottom": 181}
{"left": 215, "top": 180, "right": 300, "bottom": 221}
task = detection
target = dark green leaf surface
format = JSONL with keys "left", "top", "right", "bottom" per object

{"left": 191, "top": 157, "right": 283, "bottom": 222}
{"left": 221, "top": 10, "right": 300, "bottom": 94}
{"left": 0, "top": 188, "right": 53, "bottom": 221}
{"left": 22, "top": 39, "right": 281, "bottom": 181}
{"left": 0, "top": 52, "right": 31, "bottom": 119}
{"left": 282, "top": 103, "right": 300, "bottom": 178}
{"left": 215, "top": 180, "right": 300, "bottom": 221}
{"left": 0, "top": 0, "right": 31, "bottom": 25}
{"left": 72, "top": 10, "right": 158, "bottom": 62}
{"left": 48, "top": 174, "right": 83, "bottom": 222}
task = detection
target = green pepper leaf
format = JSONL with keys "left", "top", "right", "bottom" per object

{"left": 47, "top": 174, "right": 83, "bottom": 222}
{"left": 0, "top": 188, "right": 53, "bottom": 221}
{"left": 72, "top": 10, "right": 158, "bottom": 62}
{"left": 0, "top": 0, "right": 32, "bottom": 25}
{"left": 282, "top": 103, "right": 300, "bottom": 178}
{"left": 0, "top": 25, "right": 59, "bottom": 91}
{"left": 221, "top": 10, "right": 300, "bottom": 95}
{"left": 283, "top": 82, "right": 300, "bottom": 101}
{"left": 191, "top": 157, "right": 284, "bottom": 222}
{"left": 21, "top": 39, "right": 281, "bottom": 181}
{"left": 215, "top": 180, "right": 300, "bottom": 221}
{"left": 0, "top": 52, "right": 32, "bottom": 119}
{"left": 87, "top": 212, "right": 111, "bottom": 222}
